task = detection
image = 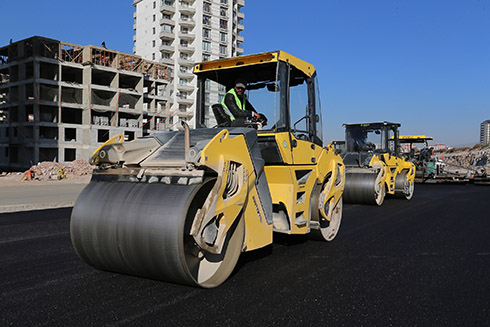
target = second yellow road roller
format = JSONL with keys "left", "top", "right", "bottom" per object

{"left": 70, "top": 51, "right": 345, "bottom": 288}
{"left": 340, "top": 122, "right": 416, "bottom": 205}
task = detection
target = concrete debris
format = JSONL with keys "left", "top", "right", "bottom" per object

{"left": 435, "top": 148, "right": 490, "bottom": 173}
{"left": 1, "top": 159, "right": 95, "bottom": 182}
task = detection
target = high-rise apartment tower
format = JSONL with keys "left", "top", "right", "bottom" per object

{"left": 481, "top": 120, "right": 490, "bottom": 146}
{"left": 133, "top": 0, "right": 245, "bottom": 129}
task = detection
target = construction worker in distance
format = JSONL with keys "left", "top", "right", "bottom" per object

{"left": 221, "top": 79, "right": 266, "bottom": 127}
{"left": 57, "top": 167, "right": 66, "bottom": 180}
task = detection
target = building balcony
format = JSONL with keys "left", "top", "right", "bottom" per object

{"left": 160, "top": 18, "right": 175, "bottom": 26}
{"left": 178, "top": 45, "right": 195, "bottom": 54}
{"left": 237, "top": 0, "right": 245, "bottom": 7}
{"left": 160, "top": 57, "right": 175, "bottom": 66}
{"left": 177, "top": 98, "right": 194, "bottom": 106}
{"left": 237, "top": 11, "right": 244, "bottom": 20}
{"left": 236, "top": 47, "right": 244, "bottom": 55}
{"left": 179, "top": 6, "right": 195, "bottom": 15}
{"left": 237, "top": 23, "right": 244, "bottom": 31}
{"left": 177, "top": 83, "right": 194, "bottom": 92}
{"left": 160, "top": 31, "right": 175, "bottom": 39}
{"left": 176, "top": 110, "right": 193, "bottom": 118}
{"left": 179, "top": 18, "right": 195, "bottom": 28}
{"left": 237, "top": 35, "right": 244, "bottom": 43}
{"left": 178, "top": 57, "right": 194, "bottom": 66}
{"left": 179, "top": 31, "right": 195, "bottom": 40}
{"left": 177, "top": 70, "right": 194, "bottom": 79}
{"left": 159, "top": 44, "right": 175, "bottom": 53}
{"left": 160, "top": 4, "right": 176, "bottom": 14}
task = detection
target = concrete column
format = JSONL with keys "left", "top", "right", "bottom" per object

{"left": 81, "top": 65, "right": 93, "bottom": 159}
{"left": 33, "top": 59, "right": 40, "bottom": 164}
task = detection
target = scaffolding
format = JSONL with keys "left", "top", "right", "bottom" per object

{"left": 0, "top": 37, "right": 171, "bottom": 81}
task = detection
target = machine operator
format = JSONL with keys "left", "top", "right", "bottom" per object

{"left": 221, "top": 80, "right": 266, "bottom": 127}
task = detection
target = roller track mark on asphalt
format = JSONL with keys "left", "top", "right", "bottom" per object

{"left": 1, "top": 270, "right": 97, "bottom": 298}
{"left": 0, "top": 231, "right": 69, "bottom": 245}
{"left": 103, "top": 290, "right": 202, "bottom": 327}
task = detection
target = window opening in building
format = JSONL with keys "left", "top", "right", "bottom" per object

{"left": 161, "top": 24, "right": 173, "bottom": 33}
{"left": 203, "top": 2, "right": 211, "bottom": 13}
{"left": 65, "top": 128, "right": 77, "bottom": 142}
{"left": 220, "top": 32, "right": 228, "bottom": 42}
{"left": 202, "top": 41, "right": 211, "bottom": 52}
{"left": 219, "top": 44, "right": 227, "bottom": 55}
{"left": 98, "top": 129, "right": 110, "bottom": 143}
{"left": 203, "top": 15, "right": 211, "bottom": 26}
{"left": 203, "top": 28, "right": 211, "bottom": 39}
{"left": 124, "top": 131, "right": 135, "bottom": 141}
{"left": 65, "top": 148, "right": 76, "bottom": 162}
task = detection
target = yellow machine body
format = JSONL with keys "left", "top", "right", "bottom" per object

{"left": 71, "top": 51, "right": 345, "bottom": 288}
{"left": 341, "top": 121, "right": 416, "bottom": 205}
{"left": 368, "top": 152, "right": 416, "bottom": 195}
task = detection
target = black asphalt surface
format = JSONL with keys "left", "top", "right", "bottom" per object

{"left": 1, "top": 184, "right": 489, "bottom": 326}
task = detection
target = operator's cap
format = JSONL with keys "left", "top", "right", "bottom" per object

{"left": 235, "top": 79, "right": 246, "bottom": 89}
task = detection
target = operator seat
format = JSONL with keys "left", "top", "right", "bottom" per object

{"left": 212, "top": 104, "right": 231, "bottom": 127}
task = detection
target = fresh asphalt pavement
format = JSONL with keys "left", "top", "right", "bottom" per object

{"left": 0, "top": 182, "right": 88, "bottom": 213}
{"left": 0, "top": 184, "right": 489, "bottom": 326}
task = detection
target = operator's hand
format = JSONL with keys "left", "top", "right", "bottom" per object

{"left": 253, "top": 112, "right": 260, "bottom": 118}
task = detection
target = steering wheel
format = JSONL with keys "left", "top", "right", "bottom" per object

{"left": 251, "top": 113, "right": 268, "bottom": 127}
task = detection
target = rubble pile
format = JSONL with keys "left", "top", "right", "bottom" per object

{"left": 23, "top": 159, "right": 95, "bottom": 181}
{"left": 435, "top": 147, "right": 490, "bottom": 172}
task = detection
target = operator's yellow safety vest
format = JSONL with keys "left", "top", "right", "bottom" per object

{"left": 221, "top": 88, "right": 247, "bottom": 121}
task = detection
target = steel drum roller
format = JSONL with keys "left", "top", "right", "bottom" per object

{"left": 70, "top": 179, "right": 244, "bottom": 288}
{"left": 343, "top": 172, "right": 384, "bottom": 205}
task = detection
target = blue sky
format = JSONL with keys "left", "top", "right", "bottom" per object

{"left": 3, "top": 0, "right": 489, "bottom": 146}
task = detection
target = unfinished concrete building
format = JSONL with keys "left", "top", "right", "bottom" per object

{"left": 0, "top": 36, "right": 171, "bottom": 171}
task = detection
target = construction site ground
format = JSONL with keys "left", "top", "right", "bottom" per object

{"left": 1, "top": 183, "right": 489, "bottom": 326}
{"left": 0, "top": 160, "right": 91, "bottom": 213}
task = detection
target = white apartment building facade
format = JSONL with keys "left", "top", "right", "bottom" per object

{"left": 133, "top": 0, "right": 245, "bottom": 129}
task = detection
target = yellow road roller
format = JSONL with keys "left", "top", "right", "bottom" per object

{"left": 340, "top": 122, "right": 415, "bottom": 205}
{"left": 70, "top": 51, "right": 345, "bottom": 288}
{"left": 398, "top": 135, "right": 435, "bottom": 180}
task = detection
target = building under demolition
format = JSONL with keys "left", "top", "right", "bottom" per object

{"left": 0, "top": 36, "right": 171, "bottom": 171}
